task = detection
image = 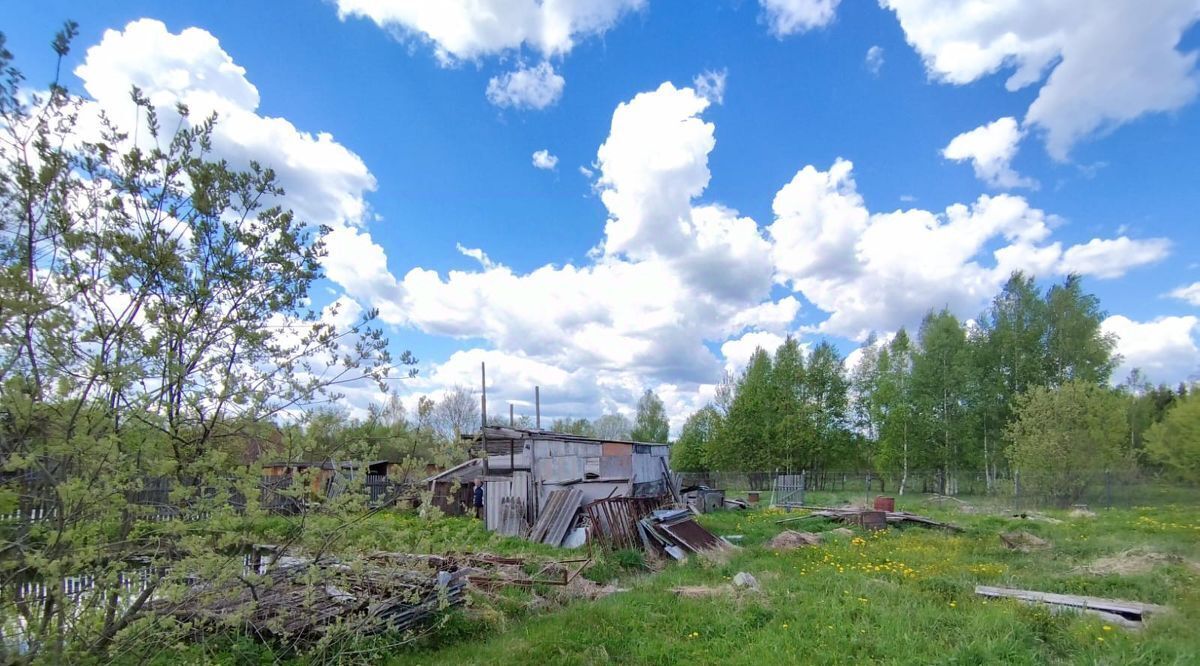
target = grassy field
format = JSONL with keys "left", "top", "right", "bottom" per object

{"left": 153, "top": 493, "right": 1200, "bottom": 665}
{"left": 384, "top": 492, "right": 1200, "bottom": 665}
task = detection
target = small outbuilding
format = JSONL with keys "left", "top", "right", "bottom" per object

{"left": 423, "top": 426, "right": 674, "bottom": 537}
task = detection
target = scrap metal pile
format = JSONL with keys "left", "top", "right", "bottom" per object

{"left": 637, "top": 508, "right": 727, "bottom": 559}
{"left": 583, "top": 496, "right": 728, "bottom": 559}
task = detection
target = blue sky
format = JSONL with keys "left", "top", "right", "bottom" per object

{"left": 7, "top": 1, "right": 1200, "bottom": 426}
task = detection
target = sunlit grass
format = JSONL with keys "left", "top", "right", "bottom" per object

{"left": 148, "top": 493, "right": 1200, "bottom": 664}
{"left": 382, "top": 493, "right": 1200, "bottom": 665}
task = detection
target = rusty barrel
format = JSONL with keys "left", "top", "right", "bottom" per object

{"left": 873, "top": 496, "right": 895, "bottom": 512}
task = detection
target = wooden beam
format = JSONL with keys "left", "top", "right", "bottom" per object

{"left": 974, "top": 585, "right": 1168, "bottom": 623}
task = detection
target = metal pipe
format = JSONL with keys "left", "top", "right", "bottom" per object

{"left": 535, "top": 386, "right": 541, "bottom": 429}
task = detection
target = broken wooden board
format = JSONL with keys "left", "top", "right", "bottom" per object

{"left": 974, "top": 585, "right": 1169, "bottom": 627}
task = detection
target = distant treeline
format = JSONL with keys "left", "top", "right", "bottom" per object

{"left": 671, "top": 273, "right": 1197, "bottom": 497}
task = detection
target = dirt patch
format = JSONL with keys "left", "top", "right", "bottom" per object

{"left": 768, "top": 530, "right": 824, "bottom": 550}
{"left": 1000, "top": 531, "right": 1051, "bottom": 552}
{"left": 1069, "top": 508, "right": 1097, "bottom": 519}
{"left": 1084, "top": 550, "right": 1200, "bottom": 576}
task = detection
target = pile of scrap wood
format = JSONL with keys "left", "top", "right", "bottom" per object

{"left": 637, "top": 508, "right": 727, "bottom": 559}
{"left": 777, "top": 506, "right": 962, "bottom": 531}
{"left": 149, "top": 556, "right": 467, "bottom": 641}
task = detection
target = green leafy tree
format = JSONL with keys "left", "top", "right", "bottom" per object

{"left": 550, "top": 417, "right": 596, "bottom": 437}
{"left": 911, "top": 310, "right": 971, "bottom": 494}
{"left": 671, "top": 405, "right": 721, "bottom": 472}
{"left": 803, "top": 341, "right": 852, "bottom": 469}
{"left": 708, "top": 349, "right": 773, "bottom": 470}
{"left": 1144, "top": 392, "right": 1200, "bottom": 482}
{"left": 0, "top": 26, "right": 410, "bottom": 661}
{"left": 875, "top": 329, "right": 917, "bottom": 493}
{"left": 768, "top": 336, "right": 810, "bottom": 470}
{"left": 630, "top": 388, "right": 669, "bottom": 443}
{"left": 1043, "top": 275, "right": 1117, "bottom": 386}
{"left": 594, "top": 413, "right": 633, "bottom": 440}
{"left": 850, "top": 333, "right": 884, "bottom": 463}
{"left": 1006, "top": 381, "right": 1130, "bottom": 506}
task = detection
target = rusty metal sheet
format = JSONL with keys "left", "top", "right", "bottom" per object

{"left": 659, "top": 518, "right": 722, "bottom": 553}
{"left": 602, "top": 442, "right": 633, "bottom": 457}
{"left": 585, "top": 495, "right": 668, "bottom": 551}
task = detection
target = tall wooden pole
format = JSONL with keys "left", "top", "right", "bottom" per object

{"left": 481, "top": 362, "right": 487, "bottom": 428}
{"left": 535, "top": 386, "right": 541, "bottom": 429}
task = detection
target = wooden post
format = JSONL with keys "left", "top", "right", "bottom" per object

{"left": 509, "top": 403, "right": 514, "bottom": 427}
{"left": 481, "top": 362, "right": 487, "bottom": 466}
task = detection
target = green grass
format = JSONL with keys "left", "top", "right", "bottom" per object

{"left": 145, "top": 494, "right": 1200, "bottom": 664}
{"left": 382, "top": 493, "right": 1200, "bottom": 665}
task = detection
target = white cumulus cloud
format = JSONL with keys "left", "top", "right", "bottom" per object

{"left": 75, "top": 20, "right": 400, "bottom": 323}
{"left": 760, "top": 0, "right": 841, "bottom": 37}
{"left": 335, "top": 0, "right": 645, "bottom": 61}
{"left": 335, "top": 0, "right": 643, "bottom": 107}
{"left": 882, "top": 0, "right": 1200, "bottom": 159}
{"left": 531, "top": 148, "right": 559, "bottom": 170}
{"left": 720, "top": 330, "right": 788, "bottom": 374}
{"left": 1059, "top": 237, "right": 1172, "bottom": 279}
{"left": 1103, "top": 315, "right": 1200, "bottom": 386}
{"left": 767, "top": 158, "right": 1167, "bottom": 340}
{"left": 943, "top": 117, "right": 1036, "bottom": 189}
{"left": 486, "top": 61, "right": 565, "bottom": 110}
{"left": 1169, "top": 282, "right": 1200, "bottom": 306}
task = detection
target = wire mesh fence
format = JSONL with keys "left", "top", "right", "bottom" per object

{"left": 676, "top": 469, "right": 1200, "bottom": 510}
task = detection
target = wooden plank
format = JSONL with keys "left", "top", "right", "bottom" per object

{"left": 974, "top": 586, "right": 1168, "bottom": 619}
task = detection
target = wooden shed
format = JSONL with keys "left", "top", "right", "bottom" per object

{"left": 449, "top": 426, "right": 673, "bottom": 536}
